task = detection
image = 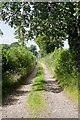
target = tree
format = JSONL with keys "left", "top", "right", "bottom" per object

{"left": 63, "top": 3, "right": 80, "bottom": 71}
{"left": 2, "top": 44, "right": 10, "bottom": 50}
{"left": 10, "top": 42, "right": 20, "bottom": 47}
{"left": 0, "top": 2, "right": 31, "bottom": 45}
{"left": 29, "top": 45, "right": 38, "bottom": 57}
{"left": 0, "top": 2, "right": 80, "bottom": 70}
{"left": 30, "top": 2, "right": 67, "bottom": 54}
{"left": 30, "top": 2, "right": 80, "bottom": 71}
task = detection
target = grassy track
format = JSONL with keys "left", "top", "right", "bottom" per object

{"left": 28, "top": 63, "right": 46, "bottom": 116}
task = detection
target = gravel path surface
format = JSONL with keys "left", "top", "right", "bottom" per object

{"left": 2, "top": 63, "right": 78, "bottom": 118}
{"left": 40, "top": 63, "right": 78, "bottom": 118}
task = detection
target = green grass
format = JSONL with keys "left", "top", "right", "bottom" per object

{"left": 32, "top": 75, "right": 45, "bottom": 91}
{"left": 28, "top": 91, "right": 46, "bottom": 111}
{"left": 64, "top": 86, "right": 78, "bottom": 105}
{"left": 28, "top": 63, "right": 46, "bottom": 116}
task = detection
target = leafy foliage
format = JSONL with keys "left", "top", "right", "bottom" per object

{"left": 2, "top": 44, "right": 36, "bottom": 96}
{"left": 55, "top": 49, "right": 78, "bottom": 86}
{"left": 0, "top": 3, "right": 79, "bottom": 68}
{"left": 0, "top": 2, "right": 80, "bottom": 96}
{"left": 0, "top": 2, "right": 30, "bottom": 45}
{"left": 29, "top": 45, "right": 38, "bottom": 57}
{"left": 43, "top": 48, "right": 78, "bottom": 87}
{"left": 2, "top": 45, "right": 35, "bottom": 72}
{"left": 30, "top": 2, "right": 79, "bottom": 71}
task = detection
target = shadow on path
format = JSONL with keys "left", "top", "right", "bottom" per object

{"left": 45, "top": 79, "right": 63, "bottom": 93}
{"left": 41, "top": 63, "right": 63, "bottom": 94}
{"left": 31, "top": 79, "right": 63, "bottom": 93}
{"left": 2, "top": 90, "right": 30, "bottom": 106}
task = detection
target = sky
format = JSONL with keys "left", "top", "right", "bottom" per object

{"left": 0, "top": 21, "right": 69, "bottom": 50}
{"left": 64, "top": 39, "right": 69, "bottom": 49}
{"left": 0, "top": 21, "right": 40, "bottom": 51}
{"left": 0, "top": 21, "right": 18, "bottom": 44}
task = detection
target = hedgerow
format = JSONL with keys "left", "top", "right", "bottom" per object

{"left": 2, "top": 44, "right": 36, "bottom": 96}
{"left": 43, "top": 48, "right": 78, "bottom": 88}
{"left": 54, "top": 48, "right": 78, "bottom": 87}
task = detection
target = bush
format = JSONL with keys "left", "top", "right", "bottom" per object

{"left": 2, "top": 44, "right": 36, "bottom": 96}
{"left": 43, "top": 48, "right": 78, "bottom": 87}
{"left": 54, "top": 49, "right": 78, "bottom": 86}
{"left": 2, "top": 45, "right": 36, "bottom": 73}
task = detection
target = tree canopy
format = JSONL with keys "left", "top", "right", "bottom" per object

{"left": 0, "top": 2, "right": 80, "bottom": 70}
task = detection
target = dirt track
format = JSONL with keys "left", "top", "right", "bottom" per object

{"left": 40, "top": 63, "right": 78, "bottom": 118}
{"left": 2, "top": 63, "right": 78, "bottom": 118}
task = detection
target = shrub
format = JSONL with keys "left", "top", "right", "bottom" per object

{"left": 43, "top": 48, "right": 78, "bottom": 87}
{"left": 53, "top": 49, "right": 78, "bottom": 86}
{"left": 2, "top": 44, "right": 36, "bottom": 96}
{"left": 2, "top": 45, "right": 36, "bottom": 73}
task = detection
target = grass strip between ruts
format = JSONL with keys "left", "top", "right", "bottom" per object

{"left": 27, "top": 63, "right": 46, "bottom": 116}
